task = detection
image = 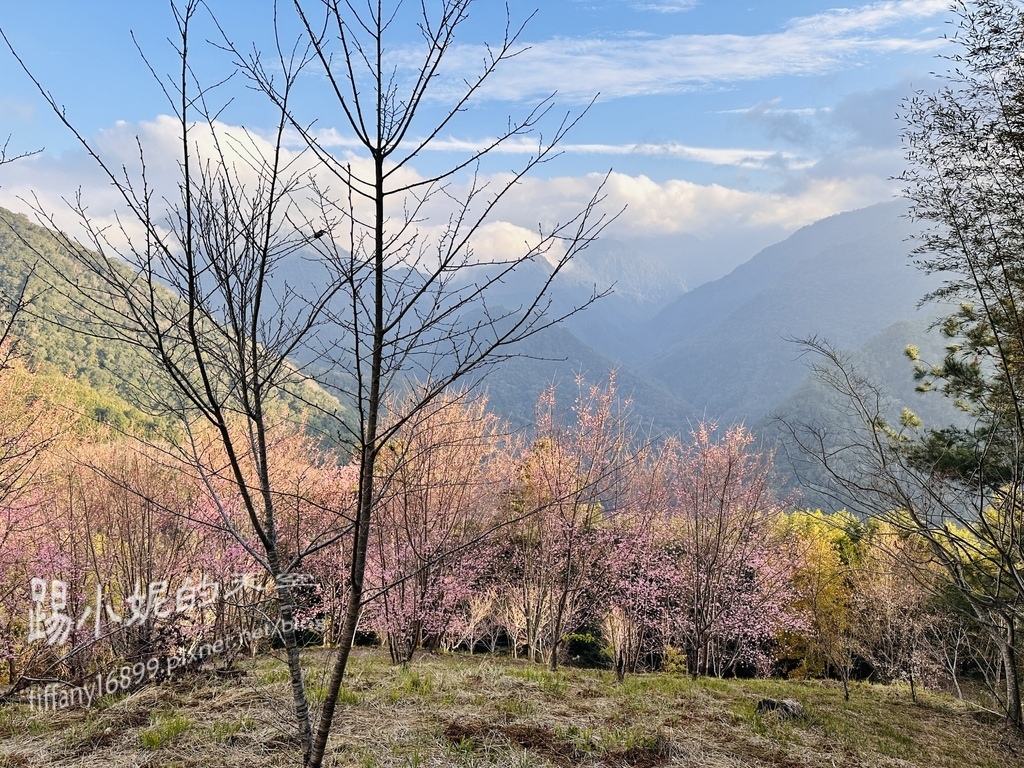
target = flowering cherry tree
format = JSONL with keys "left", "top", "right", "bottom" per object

{"left": 362, "top": 394, "right": 500, "bottom": 663}
{"left": 663, "top": 424, "right": 800, "bottom": 677}
{"left": 603, "top": 521, "right": 676, "bottom": 680}
{"left": 498, "top": 378, "right": 634, "bottom": 669}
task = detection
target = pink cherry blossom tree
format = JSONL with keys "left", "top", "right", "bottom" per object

{"left": 499, "top": 377, "right": 635, "bottom": 670}
{"left": 362, "top": 394, "right": 500, "bottom": 664}
{"left": 663, "top": 424, "right": 800, "bottom": 677}
{"left": 601, "top": 446, "right": 675, "bottom": 680}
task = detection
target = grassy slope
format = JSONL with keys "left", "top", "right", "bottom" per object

{"left": 1, "top": 650, "right": 1020, "bottom": 767}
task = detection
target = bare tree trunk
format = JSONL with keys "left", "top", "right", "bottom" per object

{"left": 269, "top": 564, "right": 312, "bottom": 755}
{"left": 308, "top": 465, "right": 373, "bottom": 767}
{"left": 549, "top": 587, "right": 570, "bottom": 672}
{"left": 997, "top": 619, "right": 1023, "bottom": 729}
{"left": 949, "top": 639, "right": 964, "bottom": 699}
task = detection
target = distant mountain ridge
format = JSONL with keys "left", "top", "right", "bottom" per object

{"left": 437, "top": 201, "right": 943, "bottom": 443}
{"left": 0, "top": 202, "right": 951, "bottom": 466}
{"left": 634, "top": 201, "right": 939, "bottom": 426}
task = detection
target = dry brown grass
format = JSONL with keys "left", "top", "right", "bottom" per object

{"left": 1, "top": 648, "right": 1021, "bottom": 767}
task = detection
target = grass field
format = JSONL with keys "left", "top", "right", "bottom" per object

{"left": 1, "top": 648, "right": 1021, "bottom": 767}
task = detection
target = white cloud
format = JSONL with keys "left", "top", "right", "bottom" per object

{"left": 719, "top": 102, "right": 831, "bottom": 117}
{"left": 467, "top": 220, "right": 566, "bottom": 267}
{"left": 0, "top": 115, "right": 446, "bottom": 256}
{"left": 0, "top": 115, "right": 324, "bottom": 253}
{"left": 786, "top": 0, "right": 948, "bottom": 37}
{"left": 304, "top": 127, "right": 810, "bottom": 170}
{"left": 492, "top": 170, "right": 894, "bottom": 241}
{"left": 557, "top": 143, "right": 811, "bottom": 169}
{"left": 424, "top": 0, "right": 949, "bottom": 103}
{"left": 632, "top": 1, "right": 699, "bottom": 12}
{"left": 0, "top": 116, "right": 896, "bottom": 280}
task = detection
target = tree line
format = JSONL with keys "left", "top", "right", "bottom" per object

{"left": 0, "top": 369, "right": 1006, "bottom": 717}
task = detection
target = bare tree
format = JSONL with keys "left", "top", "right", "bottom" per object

{"left": 0, "top": 136, "right": 39, "bottom": 168}
{"left": 244, "top": 4, "right": 611, "bottom": 763}
{"left": 3, "top": 1, "right": 610, "bottom": 764}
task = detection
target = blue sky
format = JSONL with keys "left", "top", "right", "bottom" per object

{"left": 0, "top": 1, "right": 954, "bottom": 281}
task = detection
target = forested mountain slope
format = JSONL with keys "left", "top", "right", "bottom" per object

{"left": 0, "top": 208, "right": 344, "bottom": 437}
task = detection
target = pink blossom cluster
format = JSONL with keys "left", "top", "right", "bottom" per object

{"left": 0, "top": 384, "right": 809, "bottom": 687}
